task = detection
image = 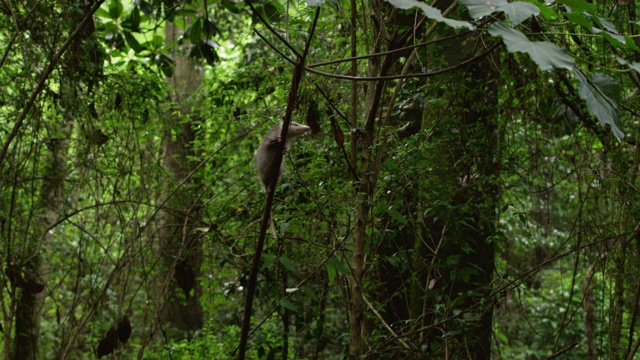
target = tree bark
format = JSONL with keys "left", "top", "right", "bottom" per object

{"left": 158, "top": 21, "right": 204, "bottom": 331}
{"left": 436, "top": 40, "right": 499, "bottom": 360}
{"left": 12, "top": 1, "right": 97, "bottom": 357}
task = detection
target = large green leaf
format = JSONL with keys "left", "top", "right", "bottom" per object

{"left": 121, "top": 7, "right": 141, "bottom": 32}
{"left": 460, "top": 0, "right": 507, "bottom": 18}
{"left": 280, "top": 298, "right": 298, "bottom": 312}
{"left": 108, "top": 0, "right": 123, "bottom": 19}
{"left": 574, "top": 69, "right": 623, "bottom": 140}
{"left": 327, "top": 256, "right": 350, "bottom": 275}
{"left": 563, "top": 12, "right": 592, "bottom": 30}
{"left": 460, "top": 0, "right": 539, "bottom": 25}
{"left": 386, "top": 0, "right": 475, "bottom": 30}
{"left": 499, "top": 2, "right": 540, "bottom": 25}
{"left": 279, "top": 255, "right": 297, "bottom": 272}
{"left": 488, "top": 21, "right": 574, "bottom": 71}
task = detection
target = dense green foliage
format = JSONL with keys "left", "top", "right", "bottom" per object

{"left": 1, "top": 0, "right": 640, "bottom": 358}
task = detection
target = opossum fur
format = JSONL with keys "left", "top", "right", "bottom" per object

{"left": 255, "top": 121, "right": 310, "bottom": 189}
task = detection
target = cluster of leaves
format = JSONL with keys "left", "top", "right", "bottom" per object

{"left": 94, "top": 0, "right": 236, "bottom": 76}
{"left": 389, "top": 0, "right": 633, "bottom": 141}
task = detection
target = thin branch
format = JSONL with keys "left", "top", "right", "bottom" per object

{"left": 253, "top": 29, "right": 296, "bottom": 66}
{"left": 312, "top": 83, "right": 359, "bottom": 180}
{"left": 0, "top": 31, "right": 18, "bottom": 70}
{"left": 309, "top": 27, "right": 477, "bottom": 69}
{"left": 236, "top": 6, "right": 321, "bottom": 360}
{"left": 245, "top": 0, "right": 301, "bottom": 58}
{"left": 362, "top": 295, "right": 415, "bottom": 350}
{"left": 546, "top": 342, "right": 580, "bottom": 359}
{"left": 305, "top": 42, "right": 500, "bottom": 82}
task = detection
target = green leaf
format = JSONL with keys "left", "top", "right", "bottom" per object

{"left": 523, "top": 0, "right": 554, "bottom": 20}
{"left": 204, "top": 19, "right": 219, "bottom": 37}
{"left": 221, "top": 0, "right": 240, "bottom": 13}
{"left": 460, "top": 0, "right": 507, "bottom": 18}
{"left": 517, "top": 212, "right": 527, "bottom": 225}
{"left": 625, "top": 37, "right": 640, "bottom": 51}
{"left": 261, "top": 254, "right": 276, "bottom": 270}
{"left": 501, "top": 203, "right": 510, "bottom": 213}
{"left": 189, "top": 17, "right": 203, "bottom": 43}
{"left": 303, "top": 286, "right": 320, "bottom": 302}
{"left": 388, "top": 207, "right": 408, "bottom": 225}
{"left": 460, "top": 0, "right": 539, "bottom": 25}
{"left": 327, "top": 256, "right": 350, "bottom": 276}
{"left": 155, "top": 53, "right": 175, "bottom": 77}
{"left": 574, "top": 69, "right": 623, "bottom": 140}
{"left": 136, "top": 0, "right": 154, "bottom": 16}
{"left": 280, "top": 298, "right": 298, "bottom": 312}
{"left": 279, "top": 255, "right": 296, "bottom": 272}
{"left": 326, "top": 263, "right": 336, "bottom": 285}
{"left": 593, "top": 28, "right": 626, "bottom": 49}
{"left": 557, "top": 0, "right": 596, "bottom": 15}
{"left": 124, "top": 32, "right": 144, "bottom": 52}
{"left": 499, "top": 2, "right": 540, "bottom": 25}
{"left": 563, "top": 12, "right": 592, "bottom": 30}
{"left": 108, "top": 0, "right": 123, "bottom": 19}
{"left": 594, "top": 17, "right": 618, "bottom": 34}
{"left": 386, "top": 0, "right": 475, "bottom": 30}
{"left": 94, "top": 8, "right": 111, "bottom": 18}
{"left": 278, "top": 220, "right": 289, "bottom": 237}
{"left": 121, "top": 7, "right": 141, "bottom": 32}
{"left": 488, "top": 21, "right": 574, "bottom": 71}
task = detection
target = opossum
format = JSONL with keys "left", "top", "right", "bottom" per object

{"left": 256, "top": 121, "right": 311, "bottom": 189}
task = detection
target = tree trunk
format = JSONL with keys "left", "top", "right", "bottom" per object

{"left": 408, "top": 23, "right": 500, "bottom": 357}
{"left": 158, "top": 21, "right": 204, "bottom": 331}
{"left": 349, "top": 46, "right": 391, "bottom": 360}
{"left": 13, "top": 85, "right": 74, "bottom": 360}
{"left": 12, "top": 1, "right": 97, "bottom": 357}
{"left": 435, "top": 40, "right": 499, "bottom": 359}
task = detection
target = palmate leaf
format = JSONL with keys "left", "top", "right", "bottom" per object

{"left": 488, "top": 21, "right": 574, "bottom": 71}
{"left": 459, "top": 0, "right": 539, "bottom": 25}
{"left": 574, "top": 69, "right": 624, "bottom": 140}
{"left": 386, "top": 0, "right": 475, "bottom": 30}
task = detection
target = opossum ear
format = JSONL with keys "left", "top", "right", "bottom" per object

{"left": 305, "top": 100, "right": 321, "bottom": 134}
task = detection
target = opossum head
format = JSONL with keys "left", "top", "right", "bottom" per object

{"left": 284, "top": 122, "right": 311, "bottom": 140}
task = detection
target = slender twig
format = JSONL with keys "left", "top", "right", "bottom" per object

{"left": 546, "top": 342, "right": 580, "bottom": 359}
{"left": 253, "top": 29, "right": 296, "bottom": 65}
{"left": 362, "top": 295, "right": 415, "bottom": 350}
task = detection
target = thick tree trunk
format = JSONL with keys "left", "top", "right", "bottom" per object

{"left": 12, "top": 1, "right": 96, "bottom": 357}
{"left": 438, "top": 41, "right": 499, "bottom": 359}
{"left": 13, "top": 97, "right": 73, "bottom": 360}
{"left": 158, "top": 22, "right": 204, "bottom": 331}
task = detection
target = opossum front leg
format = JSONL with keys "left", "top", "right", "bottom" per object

{"left": 274, "top": 135, "right": 289, "bottom": 154}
